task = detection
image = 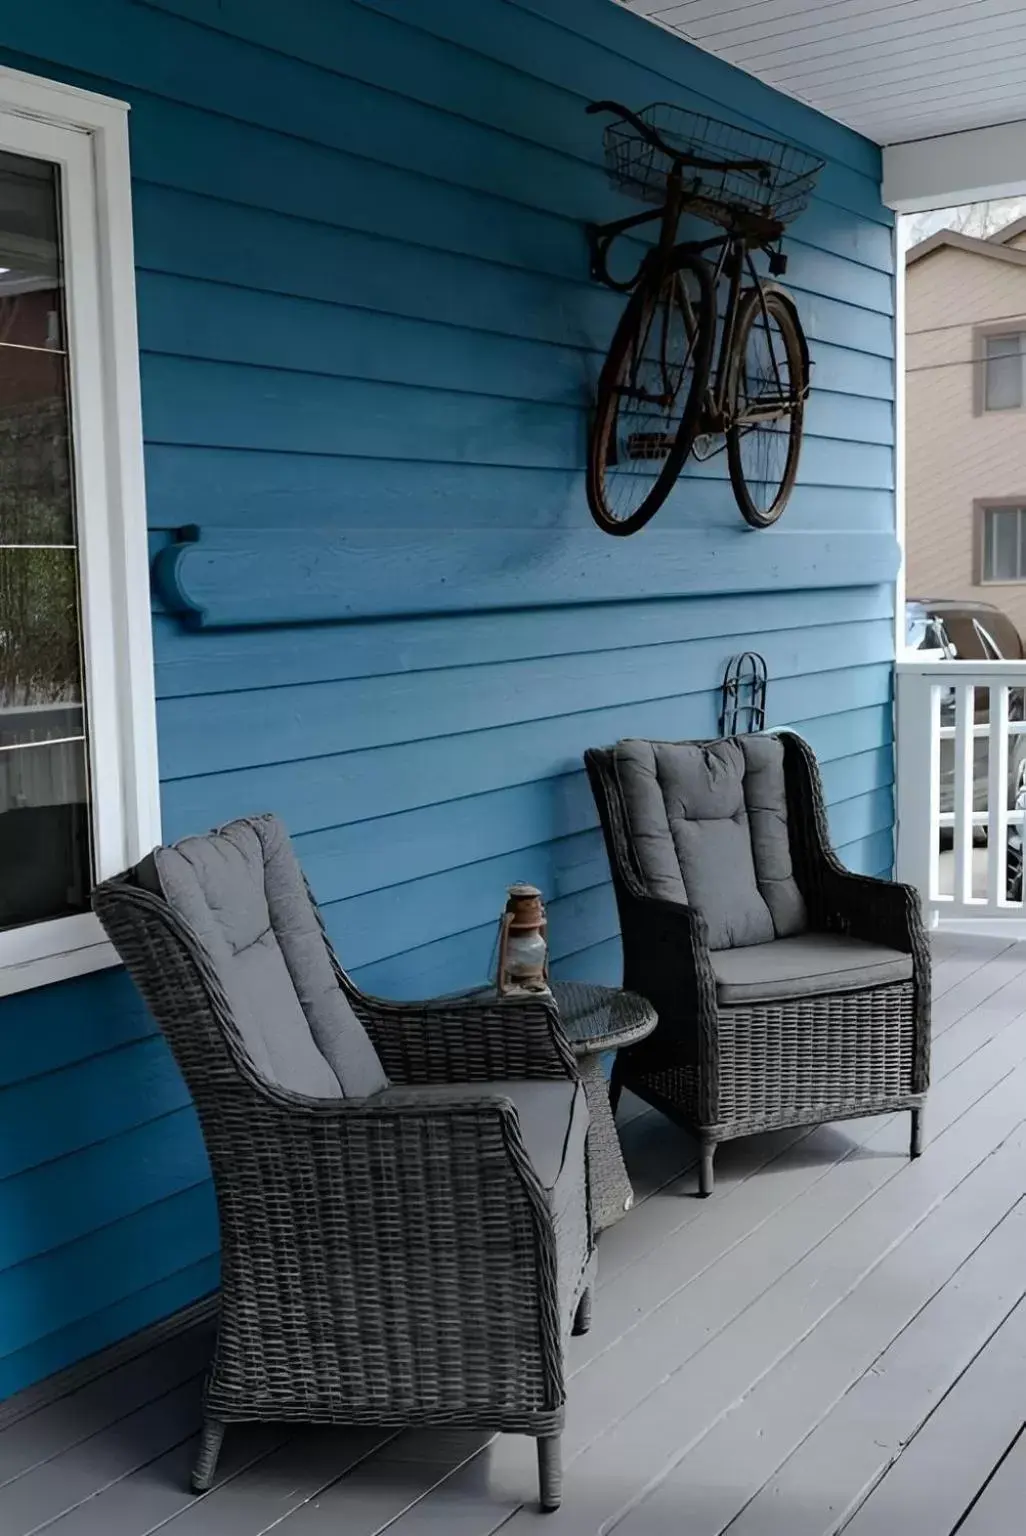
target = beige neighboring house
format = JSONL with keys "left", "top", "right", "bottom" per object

{"left": 906, "top": 217, "right": 1026, "bottom": 638}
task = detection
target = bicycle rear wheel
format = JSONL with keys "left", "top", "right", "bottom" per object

{"left": 725, "top": 285, "right": 808, "bottom": 529}
{"left": 587, "top": 249, "right": 714, "bottom": 537}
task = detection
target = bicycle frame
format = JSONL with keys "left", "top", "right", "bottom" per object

{"left": 678, "top": 233, "right": 794, "bottom": 435}
{"left": 587, "top": 166, "right": 690, "bottom": 293}
{"left": 588, "top": 178, "right": 797, "bottom": 436}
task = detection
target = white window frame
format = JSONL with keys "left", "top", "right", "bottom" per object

{"left": 982, "top": 330, "right": 1026, "bottom": 413}
{"left": 979, "top": 502, "right": 1026, "bottom": 585}
{"left": 0, "top": 66, "right": 158, "bottom": 996}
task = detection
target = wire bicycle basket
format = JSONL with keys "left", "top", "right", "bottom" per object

{"left": 602, "top": 103, "right": 824, "bottom": 231}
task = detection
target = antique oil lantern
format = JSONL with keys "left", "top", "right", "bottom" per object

{"left": 496, "top": 883, "right": 550, "bottom": 995}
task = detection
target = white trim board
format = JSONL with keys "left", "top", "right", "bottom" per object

{"left": 0, "top": 64, "right": 159, "bottom": 997}
{"left": 884, "top": 119, "right": 1026, "bottom": 213}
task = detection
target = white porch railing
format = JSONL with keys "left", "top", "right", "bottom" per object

{"left": 895, "top": 660, "right": 1026, "bottom": 925}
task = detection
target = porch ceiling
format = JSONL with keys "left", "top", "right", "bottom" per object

{"left": 619, "top": 0, "right": 1026, "bottom": 147}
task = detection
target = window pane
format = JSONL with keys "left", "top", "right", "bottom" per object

{"left": 0, "top": 151, "right": 69, "bottom": 546}
{"left": 985, "top": 333, "right": 1023, "bottom": 410}
{"left": 987, "top": 509, "right": 1020, "bottom": 580}
{"left": 0, "top": 349, "right": 72, "bottom": 546}
{"left": 0, "top": 738, "right": 90, "bottom": 927}
{"left": 0, "top": 150, "right": 63, "bottom": 350}
{"left": 0, "top": 546, "right": 82, "bottom": 722}
{"left": 0, "top": 150, "right": 90, "bottom": 932}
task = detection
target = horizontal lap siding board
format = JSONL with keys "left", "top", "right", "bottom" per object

{"left": 0, "top": 0, "right": 895, "bottom": 1401}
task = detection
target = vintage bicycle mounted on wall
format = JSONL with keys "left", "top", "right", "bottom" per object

{"left": 585, "top": 100, "right": 824, "bottom": 537}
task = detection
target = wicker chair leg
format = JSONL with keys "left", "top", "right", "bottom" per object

{"left": 910, "top": 1107, "right": 925, "bottom": 1159}
{"left": 191, "top": 1418, "right": 225, "bottom": 1494}
{"left": 698, "top": 1137, "right": 716, "bottom": 1198}
{"left": 572, "top": 1286, "right": 593, "bottom": 1336}
{"left": 538, "top": 1434, "right": 563, "bottom": 1512}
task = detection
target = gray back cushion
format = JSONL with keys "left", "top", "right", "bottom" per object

{"left": 613, "top": 735, "right": 806, "bottom": 949}
{"left": 152, "top": 814, "right": 389, "bottom": 1099}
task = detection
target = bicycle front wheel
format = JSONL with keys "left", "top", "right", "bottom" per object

{"left": 587, "top": 249, "right": 714, "bottom": 537}
{"left": 726, "top": 285, "right": 808, "bottom": 529}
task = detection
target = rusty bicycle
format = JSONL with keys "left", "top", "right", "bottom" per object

{"left": 585, "top": 101, "right": 823, "bottom": 536}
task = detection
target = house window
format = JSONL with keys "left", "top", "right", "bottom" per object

{"left": 0, "top": 69, "right": 158, "bottom": 996}
{"left": 982, "top": 505, "right": 1026, "bottom": 583}
{"left": 984, "top": 332, "right": 1025, "bottom": 410}
{"left": 0, "top": 153, "right": 91, "bottom": 936}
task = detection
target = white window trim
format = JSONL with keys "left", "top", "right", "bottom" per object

{"left": 0, "top": 65, "right": 159, "bottom": 997}
{"left": 979, "top": 503, "right": 1026, "bottom": 587}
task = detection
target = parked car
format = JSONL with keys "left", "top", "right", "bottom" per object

{"left": 907, "top": 599, "right": 1026, "bottom": 895}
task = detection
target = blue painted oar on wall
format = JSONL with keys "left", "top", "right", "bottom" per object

{"left": 151, "top": 524, "right": 899, "bottom": 629}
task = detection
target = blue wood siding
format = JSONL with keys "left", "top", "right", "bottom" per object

{"left": 0, "top": 0, "right": 896, "bottom": 1399}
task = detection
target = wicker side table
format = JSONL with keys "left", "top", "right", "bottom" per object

{"left": 550, "top": 981, "right": 657, "bottom": 1232}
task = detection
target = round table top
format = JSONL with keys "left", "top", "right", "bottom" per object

{"left": 550, "top": 980, "right": 657, "bottom": 1056}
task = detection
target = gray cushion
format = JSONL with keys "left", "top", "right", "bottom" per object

{"left": 738, "top": 736, "right": 806, "bottom": 939}
{"left": 614, "top": 737, "right": 805, "bottom": 949}
{"left": 379, "top": 1079, "right": 586, "bottom": 1190}
{"left": 152, "top": 815, "right": 388, "bottom": 1100}
{"left": 709, "top": 933, "right": 913, "bottom": 1005}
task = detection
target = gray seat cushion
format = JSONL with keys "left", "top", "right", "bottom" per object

{"left": 150, "top": 814, "right": 388, "bottom": 1100}
{"left": 709, "top": 933, "right": 913, "bottom": 1005}
{"left": 613, "top": 734, "right": 805, "bottom": 949}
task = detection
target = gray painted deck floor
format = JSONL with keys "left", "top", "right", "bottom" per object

{"left": 4, "top": 931, "right": 1026, "bottom": 1536}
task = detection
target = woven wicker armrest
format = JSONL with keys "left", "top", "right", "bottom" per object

{"left": 818, "top": 864, "right": 927, "bottom": 952}
{"left": 780, "top": 731, "right": 929, "bottom": 965}
{"left": 230, "top": 1077, "right": 563, "bottom": 1255}
{"left": 336, "top": 976, "right": 578, "bottom": 1085}
{"left": 206, "top": 1080, "right": 568, "bottom": 1413}
{"left": 617, "top": 890, "right": 718, "bottom": 1053}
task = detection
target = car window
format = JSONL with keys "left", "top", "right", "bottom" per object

{"left": 925, "top": 618, "right": 951, "bottom": 654}
{"left": 973, "top": 620, "right": 1004, "bottom": 660}
{"left": 941, "top": 616, "right": 982, "bottom": 658}
{"left": 907, "top": 608, "right": 950, "bottom": 654}
{"left": 982, "top": 612, "right": 1025, "bottom": 659}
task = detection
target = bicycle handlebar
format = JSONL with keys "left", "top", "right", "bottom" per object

{"left": 587, "top": 100, "right": 771, "bottom": 180}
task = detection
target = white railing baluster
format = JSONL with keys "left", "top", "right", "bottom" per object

{"left": 895, "top": 658, "right": 1026, "bottom": 927}
{"left": 895, "top": 667, "right": 939, "bottom": 916}
{"left": 952, "top": 682, "right": 975, "bottom": 907}
{"left": 986, "top": 683, "right": 1009, "bottom": 909}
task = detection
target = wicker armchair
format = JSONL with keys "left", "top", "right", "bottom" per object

{"left": 92, "top": 814, "right": 594, "bottom": 1512}
{"left": 585, "top": 731, "right": 930, "bottom": 1196}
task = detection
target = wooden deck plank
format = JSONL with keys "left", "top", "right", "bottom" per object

{"left": 931, "top": 943, "right": 1026, "bottom": 1036}
{"left": 842, "top": 1299, "right": 1026, "bottom": 1536}
{"left": 0, "top": 1325, "right": 213, "bottom": 1489}
{"left": 368, "top": 1023, "right": 1026, "bottom": 1534}
{"left": 928, "top": 934, "right": 1014, "bottom": 998}
{"left": 0, "top": 1379, "right": 204, "bottom": 1536}
{"left": 614, "top": 1146, "right": 1026, "bottom": 1535}
{"left": 270, "top": 1431, "right": 507, "bottom": 1536}
{"left": 722, "top": 1222, "right": 1026, "bottom": 1536}
{"left": 143, "top": 1429, "right": 393, "bottom": 1536}
{"left": 958, "top": 1428, "right": 1026, "bottom": 1536}
{"left": 596, "top": 1124, "right": 815, "bottom": 1289}
{"left": 39, "top": 1426, "right": 289, "bottom": 1536}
